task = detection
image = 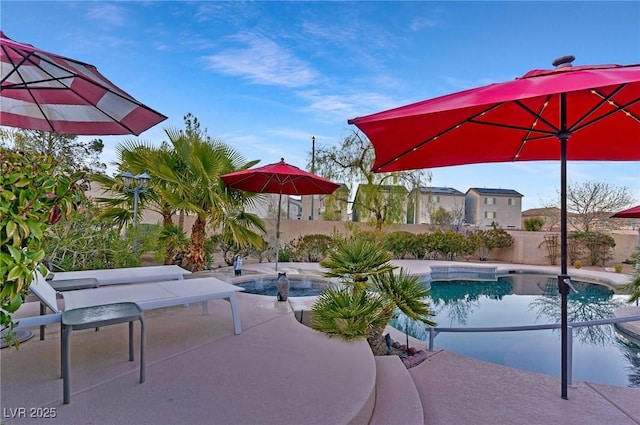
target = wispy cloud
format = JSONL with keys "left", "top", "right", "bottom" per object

{"left": 86, "top": 4, "right": 128, "bottom": 27}
{"left": 299, "top": 90, "right": 400, "bottom": 123}
{"left": 409, "top": 17, "right": 438, "bottom": 31}
{"left": 202, "top": 34, "right": 319, "bottom": 88}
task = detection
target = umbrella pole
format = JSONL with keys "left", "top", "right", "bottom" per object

{"left": 558, "top": 93, "right": 570, "bottom": 400}
{"left": 275, "top": 189, "right": 283, "bottom": 273}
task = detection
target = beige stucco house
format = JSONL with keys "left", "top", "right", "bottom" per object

{"left": 409, "top": 186, "right": 466, "bottom": 225}
{"left": 465, "top": 188, "right": 523, "bottom": 228}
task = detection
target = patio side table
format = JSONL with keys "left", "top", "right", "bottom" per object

{"left": 61, "top": 302, "right": 145, "bottom": 404}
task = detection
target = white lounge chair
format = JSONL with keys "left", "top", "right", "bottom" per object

{"left": 48, "top": 265, "right": 191, "bottom": 286}
{"left": 17, "top": 271, "right": 244, "bottom": 335}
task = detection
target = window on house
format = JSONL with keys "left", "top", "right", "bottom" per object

{"left": 429, "top": 195, "right": 440, "bottom": 203}
{"left": 484, "top": 197, "right": 496, "bottom": 205}
{"left": 508, "top": 198, "right": 516, "bottom": 206}
{"left": 484, "top": 211, "right": 496, "bottom": 219}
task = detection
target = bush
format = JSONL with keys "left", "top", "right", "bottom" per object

{"left": 524, "top": 217, "right": 544, "bottom": 231}
{"left": 570, "top": 231, "right": 615, "bottom": 267}
{"left": 43, "top": 203, "right": 152, "bottom": 272}
{"left": 289, "top": 234, "right": 334, "bottom": 262}
{"left": 382, "top": 231, "right": 414, "bottom": 259}
{"left": 573, "top": 260, "right": 582, "bottom": 269}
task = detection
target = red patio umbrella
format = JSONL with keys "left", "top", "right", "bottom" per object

{"left": 612, "top": 205, "right": 640, "bottom": 219}
{"left": 349, "top": 56, "right": 640, "bottom": 399}
{"left": 220, "top": 158, "right": 340, "bottom": 272}
{"left": 612, "top": 205, "right": 640, "bottom": 247}
{"left": 0, "top": 31, "right": 166, "bottom": 135}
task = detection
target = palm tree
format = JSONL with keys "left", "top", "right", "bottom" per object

{"left": 149, "top": 128, "right": 265, "bottom": 271}
{"left": 312, "top": 237, "right": 436, "bottom": 355}
{"left": 91, "top": 124, "right": 266, "bottom": 270}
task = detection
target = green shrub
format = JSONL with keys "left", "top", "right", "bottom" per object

{"left": 289, "top": 234, "right": 334, "bottom": 262}
{"left": 524, "top": 217, "right": 544, "bottom": 231}
{"left": 382, "top": 231, "right": 414, "bottom": 259}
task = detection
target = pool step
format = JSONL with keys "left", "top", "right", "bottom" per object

{"left": 369, "top": 356, "right": 424, "bottom": 425}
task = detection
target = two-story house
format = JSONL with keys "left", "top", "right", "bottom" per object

{"left": 409, "top": 186, "right": 466, "bottom": 225}
{"left": 465, "top": 188, "right": 523, "bottom": 228}
{"left": 301, "top": 184, "right": 350, "bottom": 221}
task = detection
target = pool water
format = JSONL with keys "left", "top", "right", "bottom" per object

{"left": 236, "top": 277, "right": 332, "bottom": 297}
{"left": 390, "top": 274, "right": 640, "bottom": 388}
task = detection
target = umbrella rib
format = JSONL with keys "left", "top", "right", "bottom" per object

{"left": 2, "top": 48, "right": 57, "bottom": 132}
{"left": 575, "top": 87, "right": 640, "bottom": 131}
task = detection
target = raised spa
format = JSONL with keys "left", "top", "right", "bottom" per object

{"left": 235, "top": 275, "right": 334, "bottom": 297}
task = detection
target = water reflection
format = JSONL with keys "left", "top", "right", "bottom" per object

{"left": 526, "top": 277, "right": 624, "bottom": 345}
{"left": 390, "top": 274, "right": 638, "bottom": 387}
{"left": 428, "top": 279, "right": 513, "bottom": 325}
{"left": 616, "top": 335, "right": 640, "bottom": 387}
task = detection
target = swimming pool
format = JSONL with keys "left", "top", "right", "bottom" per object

{"left": 390, "top": 274, "right": 640, "bottom": 388}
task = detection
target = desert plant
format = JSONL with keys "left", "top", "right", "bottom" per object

{"left": 312, "top": 237, "right": 435, "bottom": 355}
{"left": 614, "top": 264, "right": 623, "bottom": 273}
{"left": 573, "top": 260, "right": 583, "bottom": 269}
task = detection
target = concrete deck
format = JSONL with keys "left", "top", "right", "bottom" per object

{"left": 2, "top": 261, "right": 639, "bottom": 425}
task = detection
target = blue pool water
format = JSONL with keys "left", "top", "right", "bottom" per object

{"left": 390, "top": 274, "right": 640, "bottom": 388}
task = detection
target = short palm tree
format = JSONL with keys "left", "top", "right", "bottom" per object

{"left": 312, "top": 237, "right": 436, "bottom": 355}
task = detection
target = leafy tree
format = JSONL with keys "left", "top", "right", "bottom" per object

{"left": 564, "top": 181, "right": 635, "bottom": 232}
{"left": 1, "top": 149, "right": 85, "bottom": 347}
{"left": 0, "top": 128, "right": 105, "bottom": 174}
{"left": 311, "top": 130, "right": 430, "bottom": 230}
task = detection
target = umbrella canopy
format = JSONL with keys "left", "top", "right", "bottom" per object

{"left": 612, "top": 205, "right": 640, "bottom": 219}
{"left": 0, "top": 31, "right": 167, "bottom": 135}
{"left": 220, "top": 158, "right": 340, "bottom": 271}
{"left": 349, "top": 56, "right": 640, "bottom": 399}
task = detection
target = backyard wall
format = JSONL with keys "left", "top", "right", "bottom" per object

{"left": 157, "top": 214, "right": 637, "bottom": 267}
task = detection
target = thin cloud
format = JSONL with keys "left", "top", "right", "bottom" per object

{"left": 410, "top": 17, "right": 438, "bottom": 31}
{"left": 202, "top": 34, "right": 319, "bottom": 88}
{"left": 86, "top": 4, "right": 128, "bottom": 27}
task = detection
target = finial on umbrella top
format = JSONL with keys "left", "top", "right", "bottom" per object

{"left": 552, "top": 55, "right": 575, "bottom": 68}
{"left": 280, "top": 158, "right": 285, "bottom": 162}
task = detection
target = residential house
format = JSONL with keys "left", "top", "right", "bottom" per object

{"left": 301, "top": 184, "right": 350, "bottom": 221}
{"left": 465, "top": 188, "right": 523, "bottom": 228}
{"left": 409, "top": 186, "right": 465, "bottom": 225}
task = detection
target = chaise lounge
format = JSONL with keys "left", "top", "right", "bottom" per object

{"left": 16, "top": 271, "right": 244, "bottom": 335}
{"left": 48, "top": 264, "right": 192, "bottom": 286}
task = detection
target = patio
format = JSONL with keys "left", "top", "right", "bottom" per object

{"left": 2, "top": 261, "right": 639, "bottom": 425}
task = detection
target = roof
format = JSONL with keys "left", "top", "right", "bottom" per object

{"left": 466, "top": 188, "right": 523, "bottom": 197}
{"left": 416, "top": 186, "right": 464, "bottom": 196}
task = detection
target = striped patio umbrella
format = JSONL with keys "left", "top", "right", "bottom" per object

{"left": 0, "top": 31, "right": 166, "bottom": 135}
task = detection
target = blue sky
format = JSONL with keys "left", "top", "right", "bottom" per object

{"left": 2, "top": 1, "right": 639, "bottom": 211}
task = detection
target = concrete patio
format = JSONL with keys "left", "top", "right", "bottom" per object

{"left": 2, "top": 261, "right": 639, "bottom": 425}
